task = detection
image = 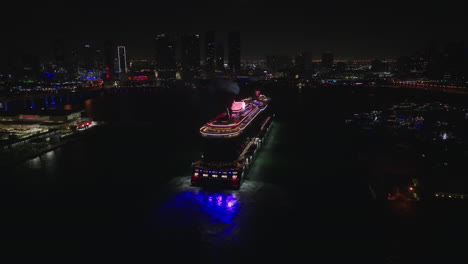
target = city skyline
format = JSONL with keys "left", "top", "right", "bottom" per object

{"left": 1, "top": 0, "right": 466, "bottom": 64}
{"left": 2, "top": 31, "right": 466, "bottom": 65}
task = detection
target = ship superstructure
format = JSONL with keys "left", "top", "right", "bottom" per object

{"left": 191, "top": 92, "right": 273, "bottom": 189}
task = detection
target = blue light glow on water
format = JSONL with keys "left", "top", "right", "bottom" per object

{"left": 151, "top": 188, "right": 242, "bottom": 243}
{"left": 164, "top": 190, "right": 240, "bottom": 225}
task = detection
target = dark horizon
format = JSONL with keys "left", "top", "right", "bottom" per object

{"left": 1, "top": 0, "right": 466, "bottom": 63}
{"left": 1, "top": 32, "right": 466, "bottom": 65}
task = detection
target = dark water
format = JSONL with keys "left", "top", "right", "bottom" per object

{"left": 1, "top": 85, "right": 467, "bottom": 263}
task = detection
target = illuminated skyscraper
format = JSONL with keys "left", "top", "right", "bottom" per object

{"left": 95, "top": 49, "right": 104, "bottom": 71}
{"left": 205, "top": 30, "right": 216, "bottom": 73}
{"left": 228, "top": 31, "right": 241, "bottom": 74}
{"left": 52, "top": 39, "right": 65, "bottom": 67}
{"left": 295, "top": 51, "right": 312, "bottom": 77}
{"left": 21, "top": 53, "right": 40, "bottom": 81}
{"left": 215, "top": 42, "right": 225, "bottom": 71}
{"left": 154, "top": 33, "right": 176, "bottom": 80}
{"left": 443, "top": 41, "right": 465, "bottom": 81}
{"left": 104, "top": 40, "right": 115, "bottom": 79}
{"left": 82, "top": 43, "right": 94, "bottom": 71}
{"left": 181, "top": 33, "right": 201, "bottom": 80}
{"left": 69, "top": 47, "right": 79, "bottom": 75}
{"left": 117, "top": 46, "right": 128, "bottom": 74}
{"left": 52, "top": 39, "right": 67, "bottom": 80}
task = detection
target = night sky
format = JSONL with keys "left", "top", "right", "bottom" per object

{"left": 1, "top": 0, "right": 466, "bottom": 62}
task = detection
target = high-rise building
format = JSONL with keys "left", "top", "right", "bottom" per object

{"left": 228, "top": 32, "right": 241, "bottom": 74}
{"left": 51, "top": 39, "right": 68, "bottom": 81}
{"left": 95, "top": 49, "right": 104, "bottom": 72}
{"left": 181, "top": 33, "right": 201, "bottom": 80}
{"left": 409, "top": 52, "right": 426, "bottom": 73}
{"left": 155, "top": 33, "right": 176, "bottom": 80}
{"left": 443, "top": 41, "right": 465, "bottom": 81}
{"left": 69, "top": 47, "right": 79, "bottom": 76}
{"left": 52, "top": 39, "right": 65, "bottom": 67}
{"left": 424, "top": 40, "right": 443, "bottom": 79}
{"left": 321, "top": 52, "right": 334, "bottom": 71}
{"left": 82, "top": 43, "right": 95, "bottom": 71}
{"left": 117, "top": 46, "right": 128, "bottom": 74}
{"left": 103, "top": 40, "right": 115, "bottom": 79}
{"left": 395, "top": 56, "right": 412, "bottom": 74}
{"left": 294, "top": 51, "right": 312, "bottom": 76}
{"left": 371, "top": 59, "right": 388, "bottom": 72}
{"left": 205, "top": 30, "right": 216, "bottom": 73}
{"left": 4, "top": 43, "right": 21, "bottom": 76}
{"left": 20, "top": 53, "right": 40, "bottom": 81}
{"left": 215, "top": 42, "right": 225, "bottom": 72}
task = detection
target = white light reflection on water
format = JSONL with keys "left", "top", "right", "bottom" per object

{"left": 43, "top": 148, "right": 60, "bottom": 180}
{"left": 21, "top": 148, "right": 61, "bottom": 182}
{"left": 26, "top": 156, "right": 41, "bottom": 169}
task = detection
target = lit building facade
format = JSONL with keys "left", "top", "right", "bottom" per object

{"left": 294, "top": 51, "right": 312, "bottom": 77}
{"left": 181, "top": 33, "right": 201, "bottom": 80}
{"left": 228, "top": 31, "right": 241, "bottom": 74}
{"left": 117, "top": 46, "right": 128, "bottom": 74}
{"left": 205, "top": 30, "right": 216, "bottom": 74}
{"left": 82, "top": 43, "right": 95, "bottom": 72}
{"left": 215, "top": 42, "right": 225, "bottom": 72}
{"left": 154, "top": 33, "right": 176, "bottom": 80}
{"left": 103, "top": 40, "right": 115, "bottom": 80}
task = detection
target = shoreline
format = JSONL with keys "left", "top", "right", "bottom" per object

{"left": 1, "top": 123, "right": 105, "bottom": 169}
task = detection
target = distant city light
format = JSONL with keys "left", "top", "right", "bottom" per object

{"left": 442, "top": 132, "right": 448, "bottom": 140}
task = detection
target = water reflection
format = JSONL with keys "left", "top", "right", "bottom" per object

{"left": 187, "top": 190, "right": 239, "bottom": 222}
{"left": 162, "top": 189, "right": 240, "bottom": 229}
{"left": 26, "top": 156, "right": 41, "bottom": 169}
{"left": 44, "top": 149, "right": 60, "bottom": 179}
{"left": 84, "top": 99, "right": 93, "bottom": 116}
{"left": 149, "top": 181, "right": 245, "bottom": 252}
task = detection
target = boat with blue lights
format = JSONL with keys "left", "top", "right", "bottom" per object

{"left": 191, "top": 91, "right": 273, "bottom": 189}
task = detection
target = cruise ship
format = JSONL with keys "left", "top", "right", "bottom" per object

{"left": 191, "top": 91, "right": 273, "bottom": 189}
